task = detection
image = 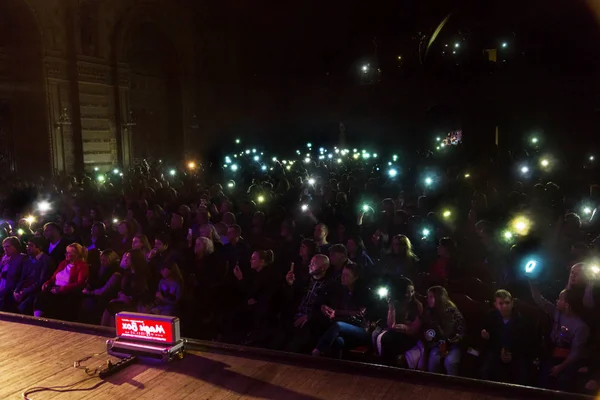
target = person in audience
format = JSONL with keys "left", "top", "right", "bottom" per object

{"left": 115, "top": 220, "right": 134, "bottom": 255}
{"left": 422, "top": 286, "right": 465, "bottom": 376}
{"left": 34, "top": 243, "right": 89, "bottom": 320}
{"left": 328, "top": 244, "right": 354, "bottom": 282}
{"left": 312, "top": 263, "right": 371, "bottom": 358}
{"left": 346, "top": 235, "right": 374, "bottom": 268}
{"left": 80, "top": 249, "right": 121, "bottom": 324}
{"left": 296, "top": 239, "right": 318, "bottom": 281}
{"left": 373, "top": 277, "right": 423, "bottom": 366}
{"left": 43, "top": 222, "right": 68, "bottom": 266}
{"left": 380, "top": 235, "right": 419, "bottom": 279}
{"left": 11, "top": 237, "right": 55, "bottom": 314}
{"left": 147, "top": 233, "right": 183, "bottom": 283}
{"left": 314, "top": 223, "right": 331, "bottom": 255}
{"left": 566, "top": 263, "right": 599, "bottom": 312}
{"left": 198, "top": 224, "right": 224, "bottom": 252}
{"left": 0, "top": 237, "right": 27, "bottom": 310}
{"left": 132, "top": 234, "right": 152, "bottom": 258}
{"left": 530, "top": 282, "right": 590, "bottom": 391}
{"left": 86, "top": 222, "right": 109, "bottom": 251}
{"left": 63, "top": 221, "right": 82, "bottom": 245}
{"left": 429, "top": 238, "right": 458, "bottom": 281}
{"left": 480, "top": 289, "right": 530, "bottom": 384}
{"left": 148, "top": 262, "right": 184, "bottom": 316}
{"left": 222, "top": 224, "right": 251, "bottom": 272}
{"left": 229, "top": 250, "right": 280, "bottom": 344}
{"left": 101, "top": 249, "right": 149, "bottom": 326}
{"left": 279, "top": 254, "right": 332, "bottom": 353}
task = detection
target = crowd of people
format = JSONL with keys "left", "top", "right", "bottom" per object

{"left": 0, "top": 139, "right": 599, "bottom": 394}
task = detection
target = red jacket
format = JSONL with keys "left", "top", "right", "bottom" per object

{"left": 46, "top": 260, "right": 89, "bottom": 293}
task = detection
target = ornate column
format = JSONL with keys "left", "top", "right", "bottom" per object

{"left": 55, "top": 107, "right": 72, "bottom": 174}
{"left": 45, "top": 56, "right": 76, "bottom": 175}
{"left": 124, "top": 110, "right": 136, "bottom": 165}
{"left": 115, "top": 63, "right": 132, "bottom": 167}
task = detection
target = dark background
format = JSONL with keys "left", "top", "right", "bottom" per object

{"left": 192, "top": 0, "right": 600, "bottom": 159}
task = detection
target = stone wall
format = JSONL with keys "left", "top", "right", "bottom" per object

{"left": 0, "top": 0, "right": 196, "bottom": 177}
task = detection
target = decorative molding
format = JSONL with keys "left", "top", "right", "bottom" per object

{"left": 44, "top": 57, "right": 68, "bottom": 80}
{"left": 83, "top": 138, "right": 111, "bottom": 143}
{"left": 56, "top": 108, "right": 71, "bottom": 126}
{"left": 77, "top": 62, "right": 112, "bottom": 85}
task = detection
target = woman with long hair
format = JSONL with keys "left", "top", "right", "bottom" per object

{"left": 381, "top": 235, "right": 419, "bottom": 279}
{"left": 422, "top": 286, "right": 465, "bottom": 376}
{"left": 346, "top": 235, "right": 374, "bottom": 268}
{"left": 101, "top": 249, "right": 149, "bottom": 326}
{"left": 373, "top": 277, "right": 423, "bottom": 366}
{"left": 34, "top": 243, "right": 89, "bottom": 320}
{"left": 132, "top": 234, "right": 152, "bottom": 258}
{"left": 80, "top": 249, "right": 121, "bottom": 323}
{"left": 149, "top": 262, "right": 184, "bottom": 316}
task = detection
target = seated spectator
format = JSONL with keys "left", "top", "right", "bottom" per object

{"left": 314, "top": 223, "right": 331, "bottom": 255}
{"left": 422, "top": 286, "right": 465, "bottom": 376}
{"left": 328, "top": 244, "right": 353, "bottom": 282}
{"left": 0, "top": 237, "right": 27, "bottom": 310}
{"left": 296, "top": 239, "right": 318, "bottom": 282}
{"left": 147, "top": 262, "right": 184, "bottom": 316}
{"left": 530, "top": 282, "right": 590, "bottom": 391}
{"left": 43, "top": 222, "right": 68, "bottom": 266}
{"left": 480, "top": 290, "right": 530, "bottom": 384}
{"left": 566, "top": 263, "right": 599, "bottom": 312}
{"left": 101, "top": 249, "right": 150, "bottom": 326}
{"left": 346, "top": 235, "right": 374, "bottom": 268}
{"left": 373, "top": 277, "right": 423, "bottom": 366}
{"left": 312, "top": 263, "right": 371, "bottom": 358}
{"left": 380, "top": 235, "right": 419, "bottom": 279}
{"left": 228, "top": 250, "right": 280, "bottom": 344}
{"left": 147, "top": 233, "right": 182, "bottom": 285}
{"left": 276, "top": 254, "right": 332, "bottom": 353}
{"left": 222, "top": 224, "right": 251, "bottom": 272}
{"left": 10, "top": 237, "right": 54, "bottom": 314}
{"left": 86, "top": 222, "right": 109, "bottom": 251}
{"left": 34, "top": 243, "right": 89, "bottom": 320}
{"left": 429, "top": 238, "right": 458, "bottom": 282}
{"left": 114, "top": 220, "right": 134, "bottom": 255}
{"left": 169, "top": 212, "right": 188, "bottom": 252}
{"left": 63, "top": 221, "right": 82, "bottom": 245}
{"left": 132, "top": 234, "right": 152, "bottom": 259}
{"left": 80, "top": 249, "right": 121, "bottom": 324}
{"left": 198, "top": 224, "right": 224, "bottom": 253}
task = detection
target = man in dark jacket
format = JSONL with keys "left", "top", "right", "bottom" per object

{"left": 480, "top": 289, "right": 531, "bottom": 384}
{"left": 278, "top": 254, "right": 333, "bottom": 353}
{"left": 43, "top": 222, "right": 68, "bottom": 266}
{"left": 12, "top": 237, "right": 55, "bottom": 314}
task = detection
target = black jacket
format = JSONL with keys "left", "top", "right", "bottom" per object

{"left": 45, "top": 238, "right": 69, "bottom": 266}
{"left": 482, "top": 309, "right": 530, "bottom": 355}
{"left": 15, "top": 253, "right": 55, "bottom": 297}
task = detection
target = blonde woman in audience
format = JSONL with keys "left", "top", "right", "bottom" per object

{"left": 34, "top": 243, "right": 89, "bottom": 320}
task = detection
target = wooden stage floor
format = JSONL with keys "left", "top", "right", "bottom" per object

{"left": 0, "top": 316, "right": 590, "bottom": 400}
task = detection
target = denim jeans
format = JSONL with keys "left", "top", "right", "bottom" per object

{"left": 427, "top": 343, "right": 461, "bottom": 376}
{"left": 316, "top": 321, "right": 370, "bottom": 357}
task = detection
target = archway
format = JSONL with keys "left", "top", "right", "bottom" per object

{"left": 0, "top": 0, "right": 48, "bottom": 177}
{"left": 125, "top": 22, "right": 183, "bottom": 163}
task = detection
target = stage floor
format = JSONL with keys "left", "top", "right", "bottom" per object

{"left": 0, "top": 318, "right": 582, "bottom": 400}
